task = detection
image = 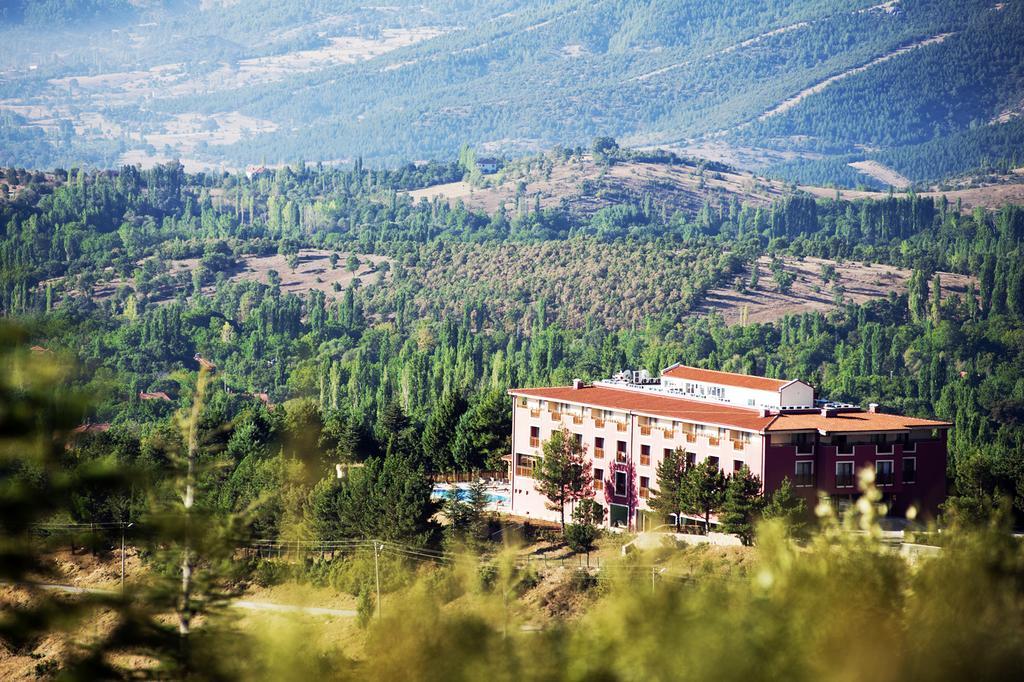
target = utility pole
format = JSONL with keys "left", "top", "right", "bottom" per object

{"left": 374, "top": 541, "right": 382, "bottom": 619}
{"left": 120, "top": 522, "right": 133, "bottom": 593}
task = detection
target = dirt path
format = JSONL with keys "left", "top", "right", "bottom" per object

{"left": 758, "top": 32, "right": 954, "bottom": 121}
{"left": 628, "top": 21, "right": 809, "bottom": 82}
{"left": 848, "top": 160, "right": 912, "bottom": 188}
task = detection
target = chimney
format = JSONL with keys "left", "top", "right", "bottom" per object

{"left": 868, "top": 403, "right": 879, "bottom": 413}
{"left": 573, "top": 379, "right": 583, "bottom": 390}
{"left": 758, "top": 407, "right": 769, "bottom": 418}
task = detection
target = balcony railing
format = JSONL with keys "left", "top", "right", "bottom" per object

{"left": 640, "top": 426, "right": 651, "bottom": 436}
{"left": 640, "top": 455, "right": 651, "bottom": 466}
{"left": 594, "top": 448, "right": 604, "bottom": 459}
{"left": 837, "top": 444, "right": 855, "bottom": 455}
{"left": 686, "top": 433, "right": 696, "bottom": 443}
{"left": 876, "top": 442, "right": 894, "bottom": 454}
{"left": 594, "top": 418, "right": 605, "bottom": 428}
{"left": 662, "top": 429, "right": 675, "bottom": 439}
{"left": 708, "top": 437, "right": 720, "bottom": 447}
{"left": 550, "top": 411, "right": 561, "bottom": 421}
{"left": 794, "top": 474, "right": 815, "bottom": 487}
{"left": 876, "top": 472, "right": 894, "bottom": 486}
{"left": 515, "top": 466, "right": 534, "bottom": 478}
{"left": 529, "top": 408, "right": 540, "bottom": 418}
{"left": 616, "top": 423, "right": 627, "bottom": 432}
{"left": 732, "top": 440, "right": 744, "bottom": 451}
{"left": 572, "top": 414, "right": 583, "bottom": 425}
{"left": 529, "top": 437, "right": 539, "bottom": 447}
{"left": 795, "top": 442, "right": 815, "bottom": 454}
{"left": 835, "top": 475, "right": 855, "bottom": 489}
{"left": 639, "top": 488, "right": 650, "bottom": 499}
{"left": 616, "top": 452, "right": 627, "bottom": 463}
{"left": 594, "top": 479, "right": 603, "bottom": 490}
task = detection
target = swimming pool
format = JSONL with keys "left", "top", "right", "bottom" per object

{"left": 431, "top": 483, "right": 509, "bottom": 505}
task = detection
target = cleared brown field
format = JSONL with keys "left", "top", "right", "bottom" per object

{"left": 700, "top": 255, "right": 975, "bottom": 325}
{"left": 406, "top": 154, "right": 789, "bottom": 218}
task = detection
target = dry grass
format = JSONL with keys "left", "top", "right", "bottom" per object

{"left": 700, "top": 255, "right": 975, "bottom": 325}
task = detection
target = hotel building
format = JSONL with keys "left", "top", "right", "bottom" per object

{"left": 508, "top": 364, "right": 950, "bottom": 528}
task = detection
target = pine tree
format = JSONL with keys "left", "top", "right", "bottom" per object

{"left": 534, "top": 428, "right": 594, "bottom": 529}
{"left": 719, "top": 467, "right": 763, "bottom": 546}
{"left": 648, "top": 447, "right": 686, "bottom": 529}
{"left": 681, "top": 458, "right": 727, "bottom": 533}
{"left": 761, "top": 477, "right": 807, "bottom": 538}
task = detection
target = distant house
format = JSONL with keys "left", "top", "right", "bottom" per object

{"left": 139, "top": 391, "right": 172, "bottom": 402}
{"left": 476, "top": 157, "right": 501, "bottom": 174}
{"left": 252, "top": 392, "right": 275, "bottom": 409}
{"left": 194, "top": 353, "right": 217, "bottom": 371}
{"left": 72, "top": 422, "right": 111, "bottom": 436}
{"left": 246, "top": 165, "right": 270, "bottom": 179}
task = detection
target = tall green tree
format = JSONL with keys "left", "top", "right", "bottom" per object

{"left": 719, "top": 467, "right": 763, "bottom": 546}
{"left": 534, "top": 428, "right": 593, "bottom": 529}
{"left": 648, "top": 447, "right": 686, "bottom": 529}
{"left": 681, "top": 459, "right": 727, "bottom": 533}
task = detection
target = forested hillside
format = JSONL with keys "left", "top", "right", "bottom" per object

{"left": 2, "top": 151, "right": 1023, "bottom": 526}
{"left": 1, "top": 0, "right": 1021, "bottom": 187}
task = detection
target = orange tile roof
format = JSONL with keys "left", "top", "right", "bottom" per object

{"left": 661, "top": 364, "right": 797, "bottom": 392}
{"left": 509, "top": 385, "right": 776, "bottom": 432}
{"left": 767, "top": 411, "right": 950, "bottom": 433}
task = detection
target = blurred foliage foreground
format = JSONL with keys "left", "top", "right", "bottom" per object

{"left": 2, "top": 328, "right": 1024, "bottom": 681}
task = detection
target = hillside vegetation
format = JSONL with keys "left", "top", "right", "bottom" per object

{"left": 1, "top": 0, "right": 1021, "bottom": 187}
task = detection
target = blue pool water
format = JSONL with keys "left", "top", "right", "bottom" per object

{"left": 432, "top": 484, "right": 509, "bottom": 505}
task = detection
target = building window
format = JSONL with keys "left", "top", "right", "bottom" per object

{"left": 640, "top": 444, "right": 651, "bottom": 466}
{"left": 901, "top": 457, "right": 916, "bottom": 484}
{"left": 639, "top": 476, "right": 650, "bottom": 499}
{"left": 529, "top": 426, "right": 540, "bottom": 447}
{"left": 685, "top": 452, "right": 696, "bottom": 469}
{"left": 515, "top": 454, "right": 537, "bottom": 478}
{"left": 614, "top": 471, "right": 627, "bottom": 496}
{"left": 616, "top": 440, "right": 627, "bottom": 463}
{"left": 795, "top": 460, "right": 814, "bottom": 487}
{"left": 836, "top": 461, "right": 854, "bottom": 488}
{"left": 876, "top": 460, "right": 894, "bottom": 486}
{"left": 572, "top": 432, "right": 582, "bottom": 446}
{"left": 594, "top": 437, "right": 605, "bottom": 459}
{"left": 594, "top": 468, "right": 604, "bottom": 490}
{"left": 664, "top": 448, "right": 673, "bottom": 459}
{"left": 519, "top": 397, "right": 527, "bottom": 407}
{"left": 733, "top": 459, "right": 743, "bottom": 473}
{"left": 707, "top": 456, "right": 719, "bottom": 470}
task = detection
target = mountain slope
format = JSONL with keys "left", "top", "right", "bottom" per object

{"left": 0, "top": 0, "right": 1019, "bottom": 185}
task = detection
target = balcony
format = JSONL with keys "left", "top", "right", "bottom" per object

{"left": 876, "top": 472, "right": 894, "bottom": 487}
{"left": 571, "top": 415, "right": 583, "bottom": 425}
{"left": 529, "top": 437, "right": 540, "bottom": 448}
{"left": 594, "top": 448, "right": 604, "bottom": 459}
{"left": 662, "top": 429, "right": 675, "bottom": 439}
{"left": 708, "top": 437, "right": 720, "bottom": 447}
{"left": 837, "top": 443, "right": 855, "bottom": 456}
{"left": 529, "top": 408, "right": 540, "bottom": 418}
{"left": 639, "top": 488, "right": 650, "bottom": 499}
{"left": 594, "top": 479, "right": 603, "bottom": 491}
{"left": 640, "top": 455, "right": 651, "bottom": 466}
{"left": 616, "top": 422, "right": 627, "bottom": 432}
{"left": 616, "top": 451, "right": 627, "bottom": 463}
{"left": 875, "top": 442, "right": 894, "bottom": 454}
{"left": 640, "top": 426, "right": 652, "bottom": 436}
{"left": 795, "top": 442, "right": 815, "bottom": 454}
{"left": 794, "top": 473, "right": 815, "bottom": 488}
{"left": 550, "top": 411, "right": 561, "bottom": 421}
{"left": 732, "top": 440, "right": 744, "bottom": 451}
{"left": 685, "top": 433, "right": 696, "bottom": 443}
{"left": 515, "top": 466, "right": 534, "bottom": 478}
{"left": 593, "top": 418, "right": 605, "bottom": 429}
{"left": 835, "top": 474, "right": 855, "bottom": 489}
